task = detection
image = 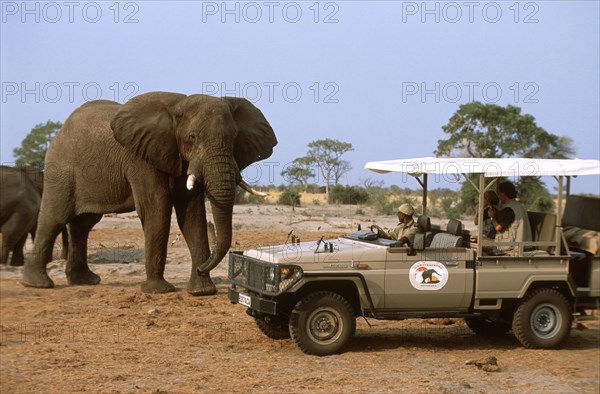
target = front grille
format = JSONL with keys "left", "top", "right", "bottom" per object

{"left": 228, "top": 252, "right": 303, "bottom": 296}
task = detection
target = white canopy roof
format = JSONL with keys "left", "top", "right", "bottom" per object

{"left": 365, "top": 157, "right": 600, "bottom": 177}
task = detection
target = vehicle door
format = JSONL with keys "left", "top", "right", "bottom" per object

{"left": 384, "top": 246, "right": 474, "bottom": 311}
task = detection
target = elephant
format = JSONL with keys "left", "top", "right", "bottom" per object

{"left": 1, "top": 166, "right": 69, "bottom": 266}
{"left": 22, "top": 92, "right": 277, "bottom": 295}
{"left": 421, "top": 269, "right": 441, "bottom": 283}
{"left": 1, "top": 166, "right": 42, "bottom": 266}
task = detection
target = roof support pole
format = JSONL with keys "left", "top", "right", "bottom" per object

{"left": 555, "top": 175, "right": 564, "bottom": 254}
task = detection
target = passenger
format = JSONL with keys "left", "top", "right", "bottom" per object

{"left": 388, "top": 203, "right": 419, "bottom": 245}
{"left": 474, "top": 190, "right": 500, "bottom": 239}
{"left": 487, "top": 181, "right": 532, "bottom": 254}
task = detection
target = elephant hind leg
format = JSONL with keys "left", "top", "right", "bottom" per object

{"left": 9, "top": 233, "right": 28, "bottom": 266}
{"left": 65, "top": 213, "right": 102, "bottom": 286}
{"left": 22, "top": 218, "right": 64, "bottom": 288}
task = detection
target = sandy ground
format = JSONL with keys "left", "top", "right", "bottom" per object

{"left": 1, "top": 205, "right": 599, "bottom": 393}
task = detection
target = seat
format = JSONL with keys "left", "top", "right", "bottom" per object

{"left": 527, "top": 211, "right": 557, "bottom": 254}
{"left": 413, "top": 215, "right": 431, "bottom": 250}
{"left": 430, "top": 219, "right": 463, "bottom": 248}
{"left": 447, "top": 218, "right": 463, "bottom": 236}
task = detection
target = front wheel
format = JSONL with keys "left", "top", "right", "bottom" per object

{"left": 512, "top": 288, "right": 572, "bottom": 349}
{"left": 465, "top": 315, "right": 512, "bottom": 337}
{"left": 254, "top": 315, "right": 291, "bottom": 340}
{"left": 290, "top": 291, "right": 356, "bottom": 356}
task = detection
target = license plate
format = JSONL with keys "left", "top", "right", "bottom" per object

{"left": 238, "top": 293, "right": 251, "bottom": 307}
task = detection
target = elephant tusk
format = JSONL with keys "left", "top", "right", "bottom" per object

{"left": 239, "top": 180, "right": 268, "bottom": 197}
{"left": 186, "top": 174, "right": 196, "bottom": 191}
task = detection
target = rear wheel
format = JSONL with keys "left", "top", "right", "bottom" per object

{"left": 465, "top": 315, "right": 512, "bottom": 337}
{"left": 254, "top": 315, "right": 290, "bottom": 340}
{"left": 512, "top": 288, "right": 572, "bottom": 349}
{"left": 290, "top": 291, "right": 355, "bottom": 356}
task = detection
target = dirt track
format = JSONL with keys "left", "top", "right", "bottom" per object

{"left": 1, "top": 206, "right": 599, "bottom": 393}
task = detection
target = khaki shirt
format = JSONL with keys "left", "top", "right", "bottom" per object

{"left": 496, "top": 199, "right": 532, "bottom": 253}
{"left": 388, "top": 219, "right": 419, "bottom": 244}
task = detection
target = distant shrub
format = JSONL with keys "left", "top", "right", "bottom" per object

{"left": 355, "top": 208, "right": 365, "bottom": 215}
{"left": 330, "top": 185, "right": 369, "bottom": 205}
{"left": 368, "top": 190, "right": 420, "bottom": 216}
{"left": 440, "top": 195, "right": 462, "bottom": 219}
{"left": 278, "top": 189, "right": 301, "bottom": 206}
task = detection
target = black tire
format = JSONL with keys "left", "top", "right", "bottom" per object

{"left": 290, "top": 291, "right": 356, "bottom": 356}
{"left": 465, "top": 316, "right": 512, "bottom": 337}
{"left": 512, "top": 288, "right": 572, "bottom": 349}
{"left": 254, "top": 315, "right": 291, "bottom": 340}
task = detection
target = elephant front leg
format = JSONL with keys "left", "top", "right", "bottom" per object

{"left": 174, "top": 193, "right": 217, "bottom": 296}
{"left": 137, "top": 201, "right": 176, "bottom": 294}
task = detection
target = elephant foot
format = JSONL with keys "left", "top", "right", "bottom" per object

{"left": 21, "top": 267, "right": 55, "bottom": 289}
{"left": 187, "top": 272, "right": 217, "bottom": 296}
{"left": 141, "top": 278, "right": 176, "bottom": 294}
{"left": 67, "top": 268, "right": 101, "bottom": 286}
{"left": 10, "top": 258, "right": 25, "bottom": 267}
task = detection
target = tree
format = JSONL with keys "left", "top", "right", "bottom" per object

{"left": 305, "top": 138, "right": 353, "bottom": 202}
{"left": 13, "top": 121, "right": 62, "bottom": 167}
{"left": 435, "top": 102, "right": 574, "bottom": 159}
{"left": 435, "top": 102, "right": 575, "bottom": 215}
{"left": 280, "top": 157, "right": 315, "bottom": 191}
{"left": 333, "top": 160, "right": 352, "bottom": 186}
{"left": 517, "top": 177, "right": 554, "bottom": 212}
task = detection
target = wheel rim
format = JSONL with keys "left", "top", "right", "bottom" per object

{"left": 530, "top": 303, "right": 562, "bottom": 339}
{"left": 306, "top": 306, "right": 343, "bottom": 345}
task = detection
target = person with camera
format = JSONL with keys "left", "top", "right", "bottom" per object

{"left": 475, "top": 190, "right": 501, "bottom": 240}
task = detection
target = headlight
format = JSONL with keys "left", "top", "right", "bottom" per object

{"left": 266, "top": 266, "right": 275, "bottom": 282}
{"left": 280, "top": 267, "right": 292, "bottom": 279}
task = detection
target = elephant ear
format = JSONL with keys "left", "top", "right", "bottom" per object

{"left": 225, "top": 97, "right": 278, "bottom": 171}
{"left": 111, "top": 92, "right": 186, "bottom": 176}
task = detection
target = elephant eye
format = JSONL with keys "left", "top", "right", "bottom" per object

{"left": 189, "top": 133, "right": 197, "bottom": 142}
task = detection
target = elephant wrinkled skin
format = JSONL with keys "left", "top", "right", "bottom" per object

{"left": 1, "top": 166, "right": 42, "bottom": 266}
{"left": 22, "top": 92, "right": 277, "bottom": 295}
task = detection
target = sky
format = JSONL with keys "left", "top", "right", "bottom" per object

{"left": 1, "top": 0, "right": 599, "bottom": 194}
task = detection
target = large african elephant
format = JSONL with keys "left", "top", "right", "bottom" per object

{"left": 22, "top": 92, "right": 277, "bottom": 295}
{"left": 1, "top": 166, "right": 42, "bottom": 266}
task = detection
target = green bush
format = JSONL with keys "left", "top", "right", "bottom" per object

{"left": 330, "top": 185, "right": 369, "bottom": 205}
{"left": 278, "top": 189, "right": 301, "bottom": 206}
{"left": 368, "top": 190, "right": 419, "bottom": 216}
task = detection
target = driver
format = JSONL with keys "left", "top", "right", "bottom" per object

{"left": 388, "top": 203, "right": 419, "bottom": 245}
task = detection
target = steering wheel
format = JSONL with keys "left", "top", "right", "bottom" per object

{"left": 370, "top": 224, "right": 390, "bottom": 239}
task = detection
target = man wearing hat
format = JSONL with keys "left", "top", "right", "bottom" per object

{"left": 388, "top": 203, "right": 419, "bottom": 245}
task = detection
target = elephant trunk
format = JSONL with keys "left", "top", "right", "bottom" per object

{"left": 195, "top": 159, "right": 237, "bottom": 274}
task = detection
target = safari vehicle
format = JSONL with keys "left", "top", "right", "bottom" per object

{"left": 228, "top": 157, "right": 600, "bottom": 355}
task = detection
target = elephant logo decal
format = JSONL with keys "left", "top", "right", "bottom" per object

{"left": 409, "top": 262, "right": 449, "bottom": 290}
{"left": 417, "top": 268, "right": 441, "bottom": 283}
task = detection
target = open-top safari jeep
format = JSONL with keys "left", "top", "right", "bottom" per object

{"left": 228, "top": 157, "right": 600, "bottom": 355}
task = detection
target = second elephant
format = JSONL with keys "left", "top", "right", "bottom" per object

{"left": 22, "top": 92, "right": 277, "bottom": 295}
{"left": 1, "top": 166, "right": 42, "bottom": 266}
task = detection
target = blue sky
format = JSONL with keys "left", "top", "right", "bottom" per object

{"left": 1, "top": 1, "right": 599, "bottom": 194}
